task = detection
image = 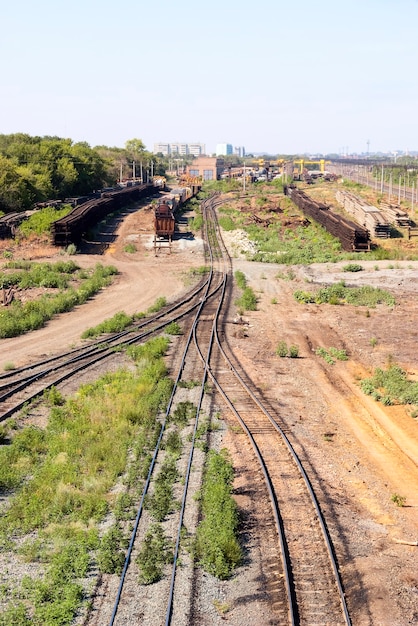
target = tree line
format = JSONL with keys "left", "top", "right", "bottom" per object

{"left": 0, "top": 134, "right": 162, "bottom": 213}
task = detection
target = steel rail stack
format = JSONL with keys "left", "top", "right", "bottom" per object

{"left": 285, "top": 185, "right": 371, "bottom": 251}
{"left": 51, "top": 183, "right": 153, "bottom": 245}
{"left": 335, "top": 190, "right": 391, "bottom": 238}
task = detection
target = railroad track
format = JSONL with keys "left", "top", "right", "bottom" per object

{"left": 194, "top": 201, "right": 352, "bottom": 625}
{"left": 0, "top": 273, "right": 215, "bottom": 421}
{"left": 3, "top": 192, "right": 352, "bottom": 625}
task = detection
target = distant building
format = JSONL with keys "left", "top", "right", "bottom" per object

{"left": 185, "top": 157, "right": 224, "bottom": 181}
{"left": 234, "top": 146, "right": 246, "bottom": 157}
{"left": 153, "top": 142, "right": 205, "bottom": 156}
{"left": 216, "top": 143, "right": 233, "bottom": 156}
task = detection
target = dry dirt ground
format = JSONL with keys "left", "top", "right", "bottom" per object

{"left": 1, "top": 200, "right": 418, "bottom": 625}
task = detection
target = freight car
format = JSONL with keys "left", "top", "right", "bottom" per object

{"left": 51, "top": 183, "right": 153, "bottom": 246}
{"left": 284, "top": 186, "right": 371, "bottom": 251}
{"left": 153, "top": 202, "right": 176, "bottom": 253}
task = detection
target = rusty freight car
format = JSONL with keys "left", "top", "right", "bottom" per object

{"left": 153, "top": 202, "right": 175, "bottom": 253}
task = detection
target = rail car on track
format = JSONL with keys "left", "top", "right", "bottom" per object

{"left": 51, "top": 183, "right": 154, "bottom": 246}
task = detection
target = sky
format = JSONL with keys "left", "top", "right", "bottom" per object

{"left": 1, "top": 0, "right": 418, "bottom": 156}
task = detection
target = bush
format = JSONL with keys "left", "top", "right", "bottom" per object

{"left": 342, "top": 264, "right": 363, "bottom": 272}
{"left": 235, "top": 287, "right": 257, "bottom": 312}
{"left": 276, "top": 341, "right": 288, "bottom": 357}
{"left": 194, "top": 450, "right": 242, "bottom": 579}
{"left": 136, "top": 524, "right": 173, "bottom": 584}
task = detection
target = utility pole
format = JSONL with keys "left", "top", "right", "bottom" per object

{"left": 132, "top": 161, "right": 135, "bottom": 180}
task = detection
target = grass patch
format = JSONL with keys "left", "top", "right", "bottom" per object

{"left": 194, "top": 449, "right": 242, "bottom": 579}
{"left": 136, "top": 523, "right": 173, "bottom": 584}
{"left": 361, "top": 364, "right": 418, "bottom": 407}
{"left": 342, "top": 263, "right": 363, "bottom": 272}
{"left": 18, "top": 206, "right": 73, "bottom": 237}
{"left": 123, "top": 243, "right": 136, "bottom": 253}
{"left": 294, "top": 281, "right": 395, "bottom": 307}
{"left": 81, "top": 311, "right": 135, "bottom": 338}
{"left": 0, "top": 263, "right": 118, "bottom": 339}
{"left": 147, "top": 296, "right": 167, "bottom": 314}
{"left": 316, "top": 346, "right": 348, "bottom": 365}
{"left": 0, "top": 336, "right": 173, "bottom": 622}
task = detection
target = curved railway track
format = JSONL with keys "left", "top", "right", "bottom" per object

{"left": 2, "top": 193, "right": 353, "bottom": 625}
{"left": 0, "top": 274, "right": 213, "bottom": 421}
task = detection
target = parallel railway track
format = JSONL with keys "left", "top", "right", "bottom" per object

{"left": 3, "top": 193, "right": 352, "bottom": 625}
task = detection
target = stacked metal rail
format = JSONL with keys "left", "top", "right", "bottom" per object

{"left": 51, "top": 183, "right": 153, "bottom": 245}
{"left": 378, "top": 201, "right": 411, "bottom": 227}
{"left": 285, "top": 186, "right": 370, "bottom": 251}
{"left": 336, "top": 190, "right": 391, "bottom": 238}
{"left": 0, "top": 212, "right": 26, "bottom": 239}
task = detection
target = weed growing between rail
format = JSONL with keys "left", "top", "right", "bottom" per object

{"left": 194, "top": 449, "right": 242, "bottom": 579}
{"left": 0, "top": 336, "right": 173, "bottom": 625}
{"left": 0, "top": 262, "right": 118, "bottom": 338}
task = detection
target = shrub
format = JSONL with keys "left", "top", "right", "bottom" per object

{"left": 136, "top": 524, "right": 173, "bottom": 584}
{"left": 234, "top": 270, "right": 247, "bottom": 289}
{"left": 194, "top": 450, "right": 242, "bottom": 579}
{"left": 288, "top": 344, "right": 299, "bottom": 358}
{"left": 276, "top": 341, "right": 288, "bottom": 357}
{"left": 391, "top": 493, "right": 406, "bottom": 507}
{"left": 235, "top": 287, "right": 257, "bottom": 312}
{"left": 164, "top": 322, "right": 182, "bottom": 335}
{"left": 342, "top": 264, "right": 363, "bottom": 272}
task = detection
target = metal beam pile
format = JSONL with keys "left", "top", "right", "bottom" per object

{"left": 378, "top": 202, "right": 411, "bottom": 227}
{"left": 51, "top": 183, "right": 153, "bottom": 246}
{"left": 336, "top": 190, "right": 391, "bottom": 238}
{"left": 284, "top": 186, "right": 370, "bottom": 251}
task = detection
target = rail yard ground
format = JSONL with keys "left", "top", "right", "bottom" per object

{"left": 1, "top": 188, "right": 418, "bottom": 625}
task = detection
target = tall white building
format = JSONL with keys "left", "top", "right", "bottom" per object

{"left": 153, "top": 142, "right": 205, "bottom": 156}
{"left": 216, "top": 143, "right": 233, "bottom": 156}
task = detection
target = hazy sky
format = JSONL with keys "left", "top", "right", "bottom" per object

{"left": 1, "top": 0, "right": 417, "bottom": 155}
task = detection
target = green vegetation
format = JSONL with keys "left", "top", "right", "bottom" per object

{"left": 164, "top": 321, "right": 182, "bottom": 335}
{"left": 123, "top": 242, "right": 137, "bottom": 253}
{"left": 188, "top": 265, "right": 210, "bottom": 277}
{"left": 316, "top": 346, "right": 348, "bottom": 364}
{"left": 147, "top": 296, "right": 167, "bottom": 314}
{"left": 0, "top": 134, "right": 164, "bottom": 213}
{"left": 145, "top": 455, "right": 179, "bottom": 522}
{"left": 0, "top": 135, "right": 111, "bottom": 212}
{"left": 293, "top": 282, "right": 395, "bottom": 307}
{"left": 189, "top": 212, "right": 203, "bottom": 232}
{"left": 194, "top": 449, "right": 242, "bottom": 579}
{"left": 0, "top": 336, "right": 172, "bottom": 624}
{"left": 0, "top": 263, "right": 118, "bottom": 338}
{"left": 234, "top": 270, "right": 257, "bottom": 312}
{"left": 0, "top": 259, "right": 79, "bottom": 289}
{"left": 361, "top": 364, "right": 418, "bottom": 407}
{"left": 18, "top": 206, "right": 72, "bottom": 237}
{"left": 276, "top": 341, "right": 299, "bottom": 358}
{"left": 136, "top": 524, "right": 173, "bottom": 584}
{"left": 342, "top": 263, "right": 363, "bottom": 272}
{"left": 81, "top": 310, "right": 135, "bottom": 338}
{"left": 234, "top": 270, "right": 247, "bottom": 289}
{"left": 391, "top": 493, "right": 406, "bottom": 507}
